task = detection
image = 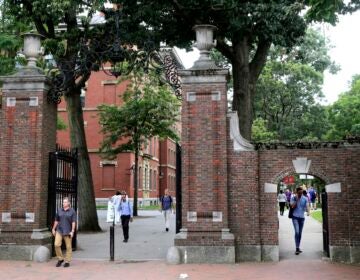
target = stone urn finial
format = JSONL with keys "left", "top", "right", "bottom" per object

{"left": 191, "top": 24, "right": 218, "bottom": 70}
{"left": 22, "top": 33, "right": 44, "bottom": 68}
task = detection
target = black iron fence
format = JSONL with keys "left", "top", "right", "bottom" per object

{"left": 47, "top": 144, "right": 78, "bottom": 250}
{"left": 175, "top": 143, "right": 182, "bottom": 234}
{"left": 321, "top": 191, "right": 330, "bottom": 257}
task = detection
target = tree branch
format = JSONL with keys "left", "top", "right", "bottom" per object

{"left": 249, "top": 38, "right": 271, "bottom": 82}
{"left": 22, "top": 0, "right": 50, "bottom": 37}
{"left": 215, "top": 37, "right": 234, "bottom": 61}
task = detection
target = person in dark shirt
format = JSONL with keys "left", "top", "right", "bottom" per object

{"left": 52, "top": 197, "right": 76, "bottom": 267}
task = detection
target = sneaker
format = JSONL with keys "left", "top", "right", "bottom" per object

{"left": 166, "top": 228, "right": 169, "bottom": 232}
{"left": 295, "top": 251, "right": 300, "bottom": 255}
{"left": 296, "top": 248, "right": 303, "bottom": 254}
{"left": 123, "top": 239, "right": 128, "bottom": 243}
{"left": 64, "top": 263, "right": 70, "bottom": 268}
{"left": 56, "top": 260, "right": 64, "bottom": 267}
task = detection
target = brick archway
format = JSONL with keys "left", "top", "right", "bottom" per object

{"left": 271, "top": 166, "right": 331, "bottom": 185}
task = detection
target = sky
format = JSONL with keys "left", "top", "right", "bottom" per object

{"left": 176, "top": 10, "right": 360, "bottom": 105}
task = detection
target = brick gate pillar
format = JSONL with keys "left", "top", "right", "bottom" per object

{"left": 0, "top": 37, "right": 56, "bottom": 261}
{"left": 173, "top": 25, "right": 235, "bottom": 263}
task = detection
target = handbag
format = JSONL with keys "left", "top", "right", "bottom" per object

{"left": 288, "top": 206, "right": 294, "bottom": 219}
{"left": 288, "top": 197, "right": 297, "bottom": 219}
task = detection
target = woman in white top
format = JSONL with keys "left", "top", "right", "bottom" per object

{"left": 277, "top": 189, "right": 287, "bottom": 216}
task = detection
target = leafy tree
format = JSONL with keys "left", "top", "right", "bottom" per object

{"left": 0, "top": 0, "right": 28, "bottom": 75}
{"left": 254, "top": 28, "right": 337, "bottom": 140}
{"left": 57, "top": 115, "right": 67, "bottom": 130}
{"left": 98, "top": 71, "right": 180, "bottom": 216}
{"left": 5, "top": 0, "right": 115, "bottom": 231}
{"left": 251, "top": 118, "right": 278, "bottom": 141}
{"left": 326, "top": 75, "right": 360, "bottom": 139}
{"left": 120, "top": 0, "right": 358, "bottom": 140}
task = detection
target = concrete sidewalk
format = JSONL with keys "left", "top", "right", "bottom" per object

{"left": 279, "top": 208, "right": 323, "bottom": 260}
{"left": 1, "top": 209, "right": 359, "bottom": 279}
{"left": 72, "top": 210, "right": 176, "bottom": 261}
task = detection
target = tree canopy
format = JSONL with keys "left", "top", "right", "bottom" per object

{"left": 253, "top": 28, "right": 338, "bottom": 141}
{"left": 98, "top": 70, "right": 180, "bottom": 215}
{"left": 119, "top": 0, "right": 359, "bottom": 140}
{"left": 326, "top": 75, "right": 360, "bottom": 139}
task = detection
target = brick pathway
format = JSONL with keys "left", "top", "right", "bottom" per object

{"left": 0, "top": 259, "right": 359, "bottom": 280}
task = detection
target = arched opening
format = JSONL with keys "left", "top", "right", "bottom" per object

{"left": 276, "top": 173, "right": 328, "bottom": 261}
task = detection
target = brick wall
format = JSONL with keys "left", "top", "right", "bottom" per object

{"left": 0, "top": 75, "right": 56, "bottom": 245}
{"left": 227, "top": 140, "right": 360, "bottom": 259}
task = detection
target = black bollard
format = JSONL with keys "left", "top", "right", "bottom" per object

{"left": 110, "top": 225, "right": 114, "bottom": 261}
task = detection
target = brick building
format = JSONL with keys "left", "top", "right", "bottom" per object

{"left": 169, "top": 25, "right": 360, "bottom": 264}
{"left": 57, "top": 51, "right": 182, "bottom": 205}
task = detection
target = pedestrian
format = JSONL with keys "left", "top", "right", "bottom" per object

{"left": 285, "top": 189, "right": 292, "bottom": 209}
{"left": 118, "top": 191, "right": 133, "bottom": 242}
{"left": 308, "top": 186, "right": 317, "bottom": 210}
{"left": 52, "top": 197, "right": 76, "bottom": 267}
{"left": 160, "top": 188, "right": 173, "bottom": 231}
{"left": 111, "top": 191, "right": 121, "bottom": 224}
{"left": 290, "top": 187, "right": 310, "bottom": 255}
{"left": 277, "top": 189, "right": 287, "bottom": 216}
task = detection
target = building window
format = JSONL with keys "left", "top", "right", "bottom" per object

{"left": 154, "top": 170, "right": 157, "bottom": 191}
{"left": 149, "top": 169, "right": 152, "bottom": 190}
{"left": 102, "top": 164, "right": 115, "bottom": 190}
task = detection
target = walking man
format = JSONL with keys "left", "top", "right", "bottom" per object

{"left": 52, "top": 197, "right": 76, "bottom": 267}
{"left": 277, "top": 189, "right": 287, "bottom": 216}
{"left": 118, "top": 191, "right": 133, "bottom": 242}
{"left": 160, "top": 188, "right": 173, "bottom": 232}
{"left": 290, "top": 187, "right": 310, "bottom": 255}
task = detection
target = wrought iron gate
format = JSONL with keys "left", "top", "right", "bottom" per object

{"left": 47, "top": 145, "right": 78, "bottom": 250}
{"left": 175, "top": 143, "right": 182, "bottom": 234}
{"left": 321, "top": 191, "right": 330, "bottom": 257}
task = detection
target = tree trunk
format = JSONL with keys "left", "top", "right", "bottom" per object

{"left": 65, "top": 91, "right": 101, "bottom": 232}
{"left": 231, "top": 39, "right": 253, "bottom": 140}
{"left": 133, "top": 147, "right": 139, "bottom": 216}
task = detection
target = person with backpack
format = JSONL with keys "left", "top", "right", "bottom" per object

{"left": 160, "top": 188, "right": 173, "bottom": 232}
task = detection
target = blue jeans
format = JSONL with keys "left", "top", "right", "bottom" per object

{"left": 292, "top": 217, "right": 305, "bottom": 249}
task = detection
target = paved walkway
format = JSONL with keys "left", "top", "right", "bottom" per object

{"left": 1, "top": 209, "right": 359, "bottom": 279}
{"left": 279, "top": 208, "right": 323, "bottom": 260}
{"left": 72, "top": 210, "right": 176, "bottom": 261}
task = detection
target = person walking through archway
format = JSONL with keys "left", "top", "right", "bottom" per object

{"left": 277, "top": 190, "right": 287, "bottom": 216}
{"left": 290, "top": 186, "right": 310, "bottom": 255}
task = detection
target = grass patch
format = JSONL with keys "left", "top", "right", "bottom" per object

{"left": 311, "top": 210, "right": 322, "bottom": 223}
{"left": 96, "top": 204, "right": 160, "bottom": 211}
{"left": 138, "top": 205, "right": 160, "bottom": 210}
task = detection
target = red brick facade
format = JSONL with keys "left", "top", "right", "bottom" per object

{"left": 0, "top": 73, "right": 56, "bottom": 258}
{"left": 57, "top": 70, "right": 178, "bottom": 202}
{"left": 176, "top": 66, "right": 360, "bottom": 264}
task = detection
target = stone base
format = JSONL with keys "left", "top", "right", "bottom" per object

{"left": 330, "top": 246, "right": 351, "bottom": 263}
{"left": 350, "top": 246, "right": 360, "bottom": 263}
{"left": 236, "top": 245, "right": 261, "bottom": 262}
{"left": 261, "top": 245, "right": 279, "bottom": 261}
{"left": 235, "top": 245, "right": 279, "bottom": 262}
{"left": 0, "top": 244, "right": 52, "bottom": 261}
{"left": 0, "top": 229, "right": 52, "bottom": 261}
{"left": 176, "top": 246, "right": 235, "bottom": 263}
{"left": 329, "top": 245, "right": 360, "bottom": 263}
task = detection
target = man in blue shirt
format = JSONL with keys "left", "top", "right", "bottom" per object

{"left": 290, "top": 187, "right": 310, "bottom": 255}
{"left": 118, "top": 191, "right": 133, "bottom": 242}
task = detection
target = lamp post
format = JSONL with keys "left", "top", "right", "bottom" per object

{"left": 110, "top": 201, "right": 115, "bottom": 261}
